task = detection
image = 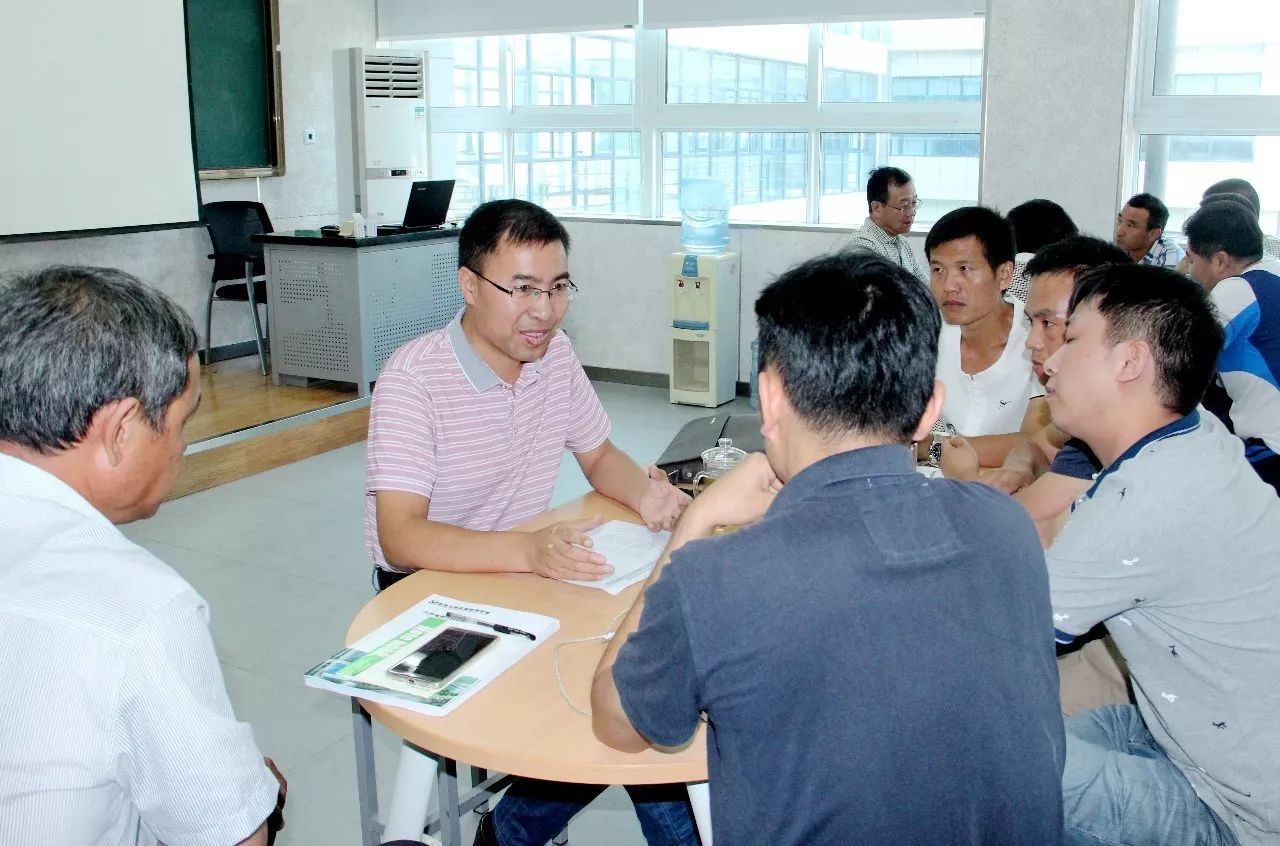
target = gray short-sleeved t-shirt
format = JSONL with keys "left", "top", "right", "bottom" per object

{"left": 1049, "top": 412, "right": 1280, "bottom": 845}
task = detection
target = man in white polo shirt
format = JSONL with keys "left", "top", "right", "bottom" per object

{"left": 0, "top": 267, "right": 284, "bottom": 846}
{"left": 365, "top": 200, "right": 696, "bottom": 846}
{"left": 924, "top": 206, "right": 1046, "bottom": 467}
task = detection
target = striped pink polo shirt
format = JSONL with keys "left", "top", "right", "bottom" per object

{"left": 364, "top": 310, "right": 611, "bottom": 572}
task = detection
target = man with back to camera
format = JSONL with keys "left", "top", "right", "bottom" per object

{"left": 1183, "top": 199, "right": 1280, "bottom": 494}
{"left": 1041, "top": 263, "right": 1280, "bottom": 845}
{"left": 1113, "top": 192, "right": 1185, "bottom": 268}
{"left": 361, "top": 199, "right": 696, "bottom": 844}
{"left": 838, "top": 166, "right": 926, "bottom": 281}
{"left": 0, "top": 266, "right": 286, "bottom": 845}
{"left": 924, "top": 206, "right": 1048, "bottom": 467}
{"left": 590, "top": 251, "right": 1066, "bottom": 845}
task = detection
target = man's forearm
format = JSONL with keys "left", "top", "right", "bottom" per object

{"left": 966, "top": 432, "right": 1029, "bottom": 467}
{"left": 591, "top": 508, "right": 715, "bottom": 748}
{"left": 379, "top": 516, "right": 532, "bottom": 574}
{"left": 583, "top": 443, "right": 649, "bottom": 512}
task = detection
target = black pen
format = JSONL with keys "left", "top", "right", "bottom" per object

{"left": 444, "top": 611, "right": 537, "bottom": 641}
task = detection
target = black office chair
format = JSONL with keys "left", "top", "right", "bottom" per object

{"left": 203, "top": 201, "right": 273, "bottom": 374}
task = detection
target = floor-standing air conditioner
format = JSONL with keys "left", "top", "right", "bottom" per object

{"left": 334, "top": 47, "right": 429, "bottom": 226}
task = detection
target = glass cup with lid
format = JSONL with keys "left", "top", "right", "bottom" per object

{"left": 692, "top": 437, "right": 748, "bottom": 493}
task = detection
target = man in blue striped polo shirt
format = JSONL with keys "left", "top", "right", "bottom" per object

{"left": 1043, "top": 264, "right": 1280, "bottom": 845}
{"left": 1184, "top": 199, "right": 1280, "bottom": 493}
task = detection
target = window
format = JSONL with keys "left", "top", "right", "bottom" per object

{"left": 1132, "top": 0, "right": 1280, "bottom": 234}
{"left": 514, "top": 131, "right": 641, "bottom": 215}
{"left": 437, "top": 132, "right": 506, "bottom": 218}
{"left": 426, "top": 37, "right": 502, "bottom": 107}
{"left": 393, "top": 16, "right": 982, "bottom": 226}
{"left": 821, "top": 19, "right": 984, "bottom": 103}
{"left": 513, "top": 31, "right": 635, "bottom": 106}
{"left": 661, "top": 132, "right": 808, "bottom": 222}
{"left": 666, "top": 25, "right": 809, "bottom": 104}
{"left": 819, "top": 133, "right": 979, "bottom": 225}
{"left": 1150, "top": 1, "right": 1280, "bottom": 96}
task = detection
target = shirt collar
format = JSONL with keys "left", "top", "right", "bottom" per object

{"left": 861, "top": 217, "right": 900, "bottom": 244}
{"left": 1082, "top": 409, "right": 1201, "bottom": 500}
{"left": 0, "top": 452, "right": 112, "bottom": 526}
{"left": 768, "top": 444, "right": 916, "bottom": 514}
{"left": 446, "top": 308, "right": 546, "bottom": 393}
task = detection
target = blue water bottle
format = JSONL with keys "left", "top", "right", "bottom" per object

{"left": 679, "top": 178, "right": 730, "bottom": 254}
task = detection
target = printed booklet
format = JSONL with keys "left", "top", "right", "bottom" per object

{"left": 304, "top": 593, "right": 558, "bottom": 717}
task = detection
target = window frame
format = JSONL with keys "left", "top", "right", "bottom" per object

{"left": 401, "top": 16, "right": 985, "bottom": 225}
{"left": 1132, "top": 0, "right": 1280, "bottom": 134}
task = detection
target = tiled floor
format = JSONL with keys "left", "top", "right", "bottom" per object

{"left": 122, "top": 382, "right": 753, "bottom": 846}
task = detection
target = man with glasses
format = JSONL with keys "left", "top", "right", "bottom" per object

{"left": 838, "top": 166, "right": 926, "bottom": 281}
{"left": 364, "top": 199, "right": 697, "bottom": 846}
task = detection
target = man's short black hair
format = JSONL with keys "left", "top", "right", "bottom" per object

{"left": 459, "top": 199, "right": 570, "bottom": 272}
{"left": 1025, "top": 235, "right": 1131, "bottom": 281}
{"left": 1006, "top": 199, "right": 1078, "bottom": 254}
{"left": 1184, "top": 200, "right": 1263, "bottom": 263}
{"left": 924, "top": 206, "right": 1015, "bottom": 269}
{"left": 866, "top": 167, "right": 913, "bottom": 210}
{"left": 1069, "top": 264, "right": 1224, "bottom": 415}
{"left": 1203, "top": 178, "right": 1261, "bottom": 217}
{"left": 1124, "top": 193, "right": 1170, "bottom": 232}
{"left": 756, "top": 252, "right": 939, "bottom": 443}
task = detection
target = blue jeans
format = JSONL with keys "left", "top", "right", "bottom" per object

{"left": 492, "top": 777, "right": 698, "bottom": 846}
{"left": 1063, "top": 705, "right": 1238, "bottom": 846}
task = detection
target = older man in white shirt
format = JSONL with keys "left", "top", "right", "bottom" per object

{"left": 0, "top": 266, "right": 283, "bottom": 846}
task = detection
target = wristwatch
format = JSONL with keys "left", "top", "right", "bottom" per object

{"left": 928, "top": 432, "right": 945, "bottom": 467}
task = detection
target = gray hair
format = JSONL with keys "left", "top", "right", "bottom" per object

{"left": 0, "top": 266, "right": 198, "bottom": 453}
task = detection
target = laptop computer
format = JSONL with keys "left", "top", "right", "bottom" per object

{"left": 398, "top": 179, "right": 455, "bottom": 232}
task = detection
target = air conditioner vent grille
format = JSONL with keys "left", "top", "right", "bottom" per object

{"left": 363, "top": 55, "right": 424, "bottom": 99}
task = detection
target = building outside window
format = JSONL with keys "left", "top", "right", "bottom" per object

{"left": 388, "top": 14, "right": 984, "bottom": 226}
{"left": 1133, "top": 0, "right": 1280, "bottom": 233}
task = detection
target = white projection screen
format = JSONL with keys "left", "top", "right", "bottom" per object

{"left": 0, "top": 1, "right": 201, "bottom": 238}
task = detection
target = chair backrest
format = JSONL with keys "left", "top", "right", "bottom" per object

{"left": 204, "top": 201, "right": 274, "bottom": 282}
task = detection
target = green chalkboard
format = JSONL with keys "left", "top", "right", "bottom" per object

{"left": 185, "top": 0, "right": 283, "bottom": 176}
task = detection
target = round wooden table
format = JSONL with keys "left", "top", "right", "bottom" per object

{"left": 345, "top": 491, "right": 708, "bottom": 845}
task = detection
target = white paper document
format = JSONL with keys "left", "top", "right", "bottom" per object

{"left": 564, "top": 521, "right": 672, "bottom": 595}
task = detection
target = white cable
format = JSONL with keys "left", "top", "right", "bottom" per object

{"left": 553, "top": 609, "right": 630, "bottom": 716}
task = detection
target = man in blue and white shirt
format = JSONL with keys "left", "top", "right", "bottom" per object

{"left": 1185, "top": 199, "right": 1280, "bottom": 493}
{"left": 1114, "top": 192, "right": 1185, "bottom": 268}
{"left": 1042, "top": 263, "right": 1280, "bottom": 845}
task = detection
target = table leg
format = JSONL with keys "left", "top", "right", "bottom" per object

{"left": 383, "top": 742, "right": 438, "bottom": 842}
{"left": 351, "top": 701, "right": 381, "bottom": 846}
{"left": 437, "top": 756, "right": 462, "bottom": 846}
{"left": 687, "top": 782, "right": 712, "bottom": 845}
{"left": 470, "top": 766, "right": 489, "bottom": 815}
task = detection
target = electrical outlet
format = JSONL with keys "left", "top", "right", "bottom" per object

{"left": 304, "top": 128, "right": 316, "bottom": 144}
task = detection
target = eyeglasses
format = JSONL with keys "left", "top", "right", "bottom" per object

{"left": 468, "top": 267, "right": 578, "bottom": 304}
{"left": 886, "top": 199, "right": 922, "bottom": 213}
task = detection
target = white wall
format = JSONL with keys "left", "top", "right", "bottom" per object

{"left": 0, "top": 0, "right": 377, "bottom": 349}
{"left": 979, "top": 0, "right": 1137, "bottom": 237}
{"left": 560, "top": 219, "right": 925, "bottom": 380}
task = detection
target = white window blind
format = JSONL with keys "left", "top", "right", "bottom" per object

{"left": 643, "top": 0, "right": 982, "bottom": 28}
{"left": 376, "top": 0, "right": 639, "bottom": 38}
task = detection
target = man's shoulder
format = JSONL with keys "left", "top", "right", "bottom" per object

{"left": 382, "top": 325, "right": 455, "bottom": 376}
{"left": 1, "top": 505, "right": 203, "bottom": 644}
